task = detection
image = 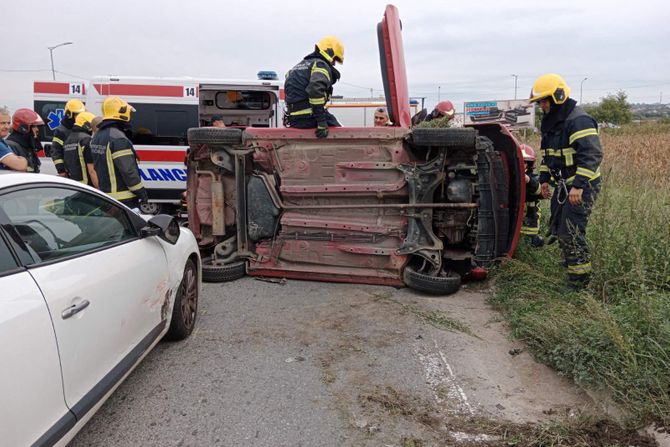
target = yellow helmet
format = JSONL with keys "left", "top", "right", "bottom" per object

{"left": 74, "top": 111, "right": 96, "bottom": 131}
{"left": 316, "top": 36, "right": 344, "bottom": 65}
{"left": 102, "top": 96, "right": 135, "bottom": 122}
{"left": 529, "top": 73, "right": 571, "bottom": 104}
{"left": 64, "top": 99, "right": 86, "bottom": 118}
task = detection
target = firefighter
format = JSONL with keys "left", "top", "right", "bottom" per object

{"left": 63, "top": 111, "right": 99, "bottom": 187}
{"left": 285, "top": 36, "right": 344, "bottom": 138}
{"left": 5, "top": 108, "right": 44, "bottom": 173}
{"left": 428, "top": 100, "right": 455, "bottom": 122}
{"left": 51, "top": 99, "right": 86, "bottom": 176}
{"left": 519, "top": 144, "right": 544, "bottom": 247}
{"left": 90, "top": 96, "right": 148, "bottom": 209}
{"left": 529, "top": 73, "right": 603, "bottom": 289}
{"left": 411, "top": 100, "right": 455, "bottom": 126}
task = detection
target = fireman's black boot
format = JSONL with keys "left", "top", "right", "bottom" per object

{"left": 529, "top": 235, "right": 544, "bottom": 248}
{"left": 567, "top": 273, "right": 590, "bottom": 291}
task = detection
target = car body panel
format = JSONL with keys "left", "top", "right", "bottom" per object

{"left": 245, "top": 127, "right": 411, "bottom": 285}
{"left": 29, "top": 237, "right": 169, "bottom": 415}
{"left": 378, "top": 4, "right": 411, "bottom": 128}
{"left": 0, "top": 271, "right": 73, "bottom": 447}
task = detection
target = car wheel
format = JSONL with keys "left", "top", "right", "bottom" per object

{"left": 410, "top": 128, "right": 477, "bottom": 148}
{"left": 201, "top": 257, "right": 246, "bottom": 283}
{"left": 164, "top": 259, "right": 198, "bottom": 341}
{"left": 403, "top": 265, "right": 462, "bottom": 296}
{"left": 187, "top": 127, "right": 243, "bottom": 148}
{"left": 138, "top": 201, "right": 162, "bottom": 215}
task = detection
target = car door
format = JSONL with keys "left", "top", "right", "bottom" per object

{"left": 0, "top": 185, "right": 169, "bottom": 421}
{"left": 0, "top": 228, "right": 74, "bottom": 447}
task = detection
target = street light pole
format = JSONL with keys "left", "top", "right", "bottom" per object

{"left": 580, "top": 77, "right": 588, "bottom": 104}
{"left": 511, "top": 74, "right": 518, "bottom": 100}
{"left": 48, "top": 41, "right": 73, "bottom": 80}
{"left": 438, "top": 85, "right": 441, "bottom": 102}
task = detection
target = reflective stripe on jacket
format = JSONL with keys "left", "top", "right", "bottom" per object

{"left": 51, "top": 122, "right": 73, "bottom": 174}
{"left": 63, "top": 127, "right": 93, "bottom": 184}
{"left": 285, "top": 51, "right": 339, "bottom": 124}
{"left": 538, "top": 103, "right": 603, "bottom": 189}
{"left": 90, "top": 120, "right": 146, "bottom": 202}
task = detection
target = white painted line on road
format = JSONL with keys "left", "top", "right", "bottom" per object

{"left": 414, "top": 338, "right": 474, "bottom": 416}
{"left": 448, "top": 431, "right": 501, "bottom": 442}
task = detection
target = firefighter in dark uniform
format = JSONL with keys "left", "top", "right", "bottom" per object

{"left": 51, "top": 99, "right": 86, "bottom": 177}
{"left": 529, "top": 73, "right": 603, "bottom": 289}
{"left": 285, "top": 36, "right": 344, "bottom": 138}
{"left": 5, "top": 108, "right": 45, "bottom": 173}
{"left": 90, "top": 96, "right": 148, "bottom": 209}
{"left": 63, "top": 111, "right": 99, "bottom": 187}
{"left": 519, "top": 144, "right": 544, "bottom": 247}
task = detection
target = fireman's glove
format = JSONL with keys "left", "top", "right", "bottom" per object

{"left": 137, "top": 188, "right": 149, "bottom": 204}
{"left": 315, "top": 123, "right": 329, "bottom": 139}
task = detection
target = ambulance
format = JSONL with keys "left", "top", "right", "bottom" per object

{"left": 33, "top": 75, "right": 282, "bottom": 214}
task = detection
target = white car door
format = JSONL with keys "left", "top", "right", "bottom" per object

{"left": 0, "top": 185, "right": 169, "bottom": 421}
{"left": 0, "top": 229, "right": 73, "bottom": 447}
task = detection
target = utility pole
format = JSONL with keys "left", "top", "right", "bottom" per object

{"left": 438, "top": 86, "right": 441, "bottom": 102}
{"left": 48, "top": 41, "right": 73, "bottom": 80}
{"left": 511, "top": 74, "right": 518, "bottom": 100}
{"left": 660, "top": 92, "right": 663, "bottom": 104}
{"left": 580, "top": 77, "right": 588, "bottom": 104}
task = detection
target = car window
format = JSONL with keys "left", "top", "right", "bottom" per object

{"left": 0, "top": 233, "right": 19, "bottom": 274}
{"left": 0, "top": 187, "right": 136, "bottom": 264}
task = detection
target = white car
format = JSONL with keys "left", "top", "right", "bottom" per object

{"left": 0, "top": 172, "right": 201, "bottom": 447}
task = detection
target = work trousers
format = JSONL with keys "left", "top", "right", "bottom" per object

{"left": 549, "top": 179, "right": 601, "bottom": 280}
{"left": 287, "top": 111, "right": 341, "bottom": 129}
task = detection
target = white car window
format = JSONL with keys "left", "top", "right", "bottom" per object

{"left": 0, "top": 187, "right": 136, "bottom": 264}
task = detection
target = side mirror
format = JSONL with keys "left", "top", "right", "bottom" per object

{"left": 141, "top": 215, "right": 180, "bottom": 244}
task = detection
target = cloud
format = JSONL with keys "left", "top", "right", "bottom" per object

{"left": 1, "top": 0, "right": 668, "bottom": 111}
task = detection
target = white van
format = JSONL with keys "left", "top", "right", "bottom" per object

{"left": 34, "top": 76, "right": 281, "bottom": 214}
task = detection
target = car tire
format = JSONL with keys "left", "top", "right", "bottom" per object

{"left": 403, "top": 265, "right": 462, "bottom": 296}
{"left": 164, "top": 259, "right": 198, "bottom": 341}
{"left": 138, "top": 201, "right": 163, "bottom": 215}
{"left": 410, "top": 128, "right": 477, "bottom": 148}
{"left": 201, "top": 258, "right": 246, "bottom": 283}
{"left": 187, "top": 127, "right": 243, "bottom": 147}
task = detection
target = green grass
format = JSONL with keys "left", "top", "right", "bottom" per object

{"left": 491, "top": 169, "right": 670, "bottom": 427}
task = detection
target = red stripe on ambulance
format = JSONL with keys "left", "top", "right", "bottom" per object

{"left": 136, "top": 149, "right": 187, "bottom": 163}
{"left": 93, "top": 84, "right": 187, "bottom": 97}
{"left": 34, "top": 82, "right": 70, "bottom": 94}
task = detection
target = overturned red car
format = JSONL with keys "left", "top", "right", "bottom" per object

{"left": 186, "top": 5, "right": 525, "bottom": 295}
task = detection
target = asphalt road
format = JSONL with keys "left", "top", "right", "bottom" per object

{"left": 71, "top": 277, "right": 590, "bottom": 447}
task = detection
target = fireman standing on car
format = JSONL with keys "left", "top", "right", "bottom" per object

{"left": 519, "top": 144, "right": 544, "bottom": 247}
{"left": 90, "top": 96, "right": 148, "bottom": 208}
{"left": 63, "top": 111, "right": 99, "bottom": 187}
{"left": 285, "top": 36, "right": 344, "bottom": 138}
{"left": 5, "top": 108, "right": 45, "bottom": 173}
{"left": 52, "top": 99, "right": 86, "bottom": 176}
{"left": 529, "top": 73, "right": 603, "bottom": 289}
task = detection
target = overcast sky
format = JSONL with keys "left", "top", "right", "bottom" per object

{"left": 1, "top": 0, "right": 668, "bottom": 113}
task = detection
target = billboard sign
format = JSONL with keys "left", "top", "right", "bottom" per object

{"left": 464, "top": 99, "right": 535, "bottom": 129}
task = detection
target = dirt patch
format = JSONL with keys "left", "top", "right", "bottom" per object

{"left": 358, "top": 384, "right": 656, "bottom": 446}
